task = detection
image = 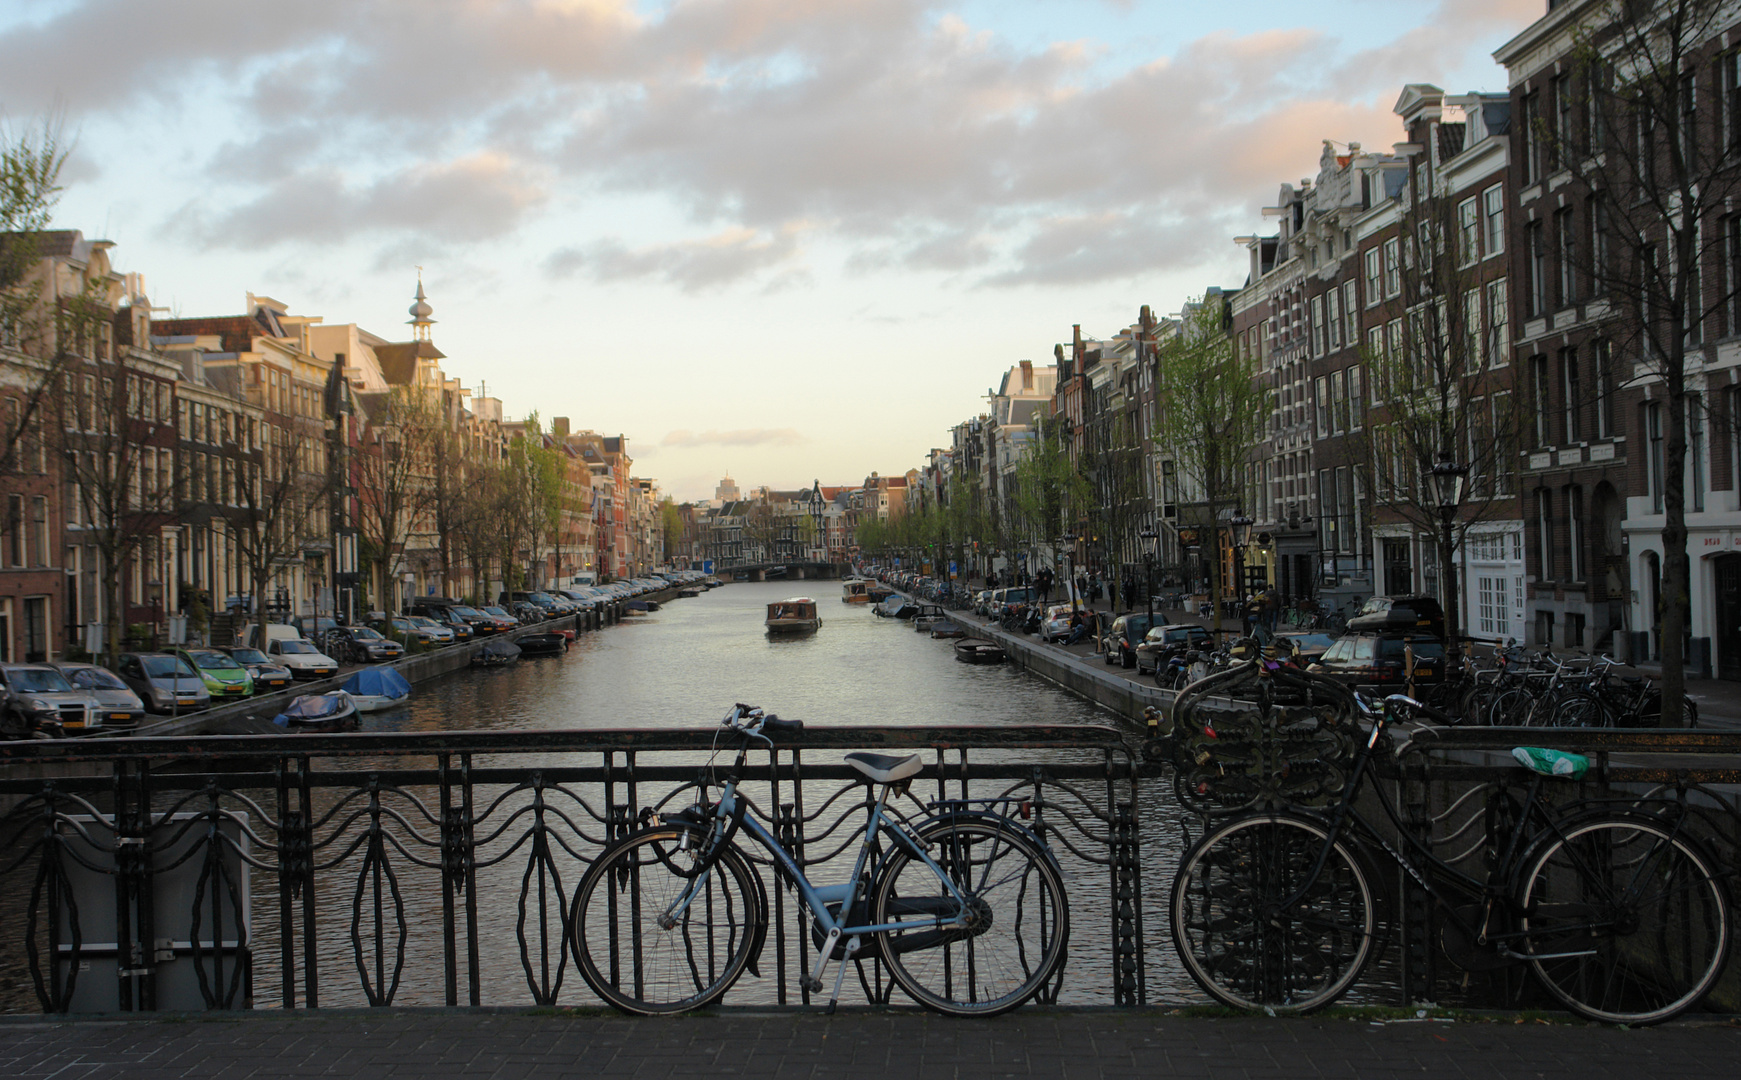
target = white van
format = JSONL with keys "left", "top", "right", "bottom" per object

{"left": 241, "top": 622, "right": 303, "bottom": 650}
{"left": 570, "top": 573, "right": 598, "bottom": 587}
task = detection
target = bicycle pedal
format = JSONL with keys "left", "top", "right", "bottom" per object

{"left": 800, "top": 975, "right": 823, "bottom": 993}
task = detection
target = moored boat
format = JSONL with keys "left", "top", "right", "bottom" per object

{"left": 929, "top": 621, "right": 968, "bottom": 639}
{"left": 678, "top": 586, "right": 704, "bottom": 598}
{"left": 841, "top": 578, "right": 873, "bottom": 604}
{"left": 911, "top": 604, "right": 948, "bottom": 630}
{"left": 473, "top": 636, "right": 524, "bottom": 666}
{"left": 341, "top": 667, "right": 412, "bottom": 712}
{"left": 954, "top": 639, "right": 1006, "bottom": 664}
{"left": 272, "top": 690, "right": 359, "bottom": 731}
{"left": 516, "top": 633, "right": 567, "bottom": 657}
{"left": 765, "top": 597, "right": 822, "bottom": 634}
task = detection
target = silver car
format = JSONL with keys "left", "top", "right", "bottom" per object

{"left": 50, "top": 662, "right": 146, "bottom": 730}
{"left": 0, "top": 663, "right": 101, "bottom": 737}
{"left": 115, "top": 652, "right": 213, "bottom": 714}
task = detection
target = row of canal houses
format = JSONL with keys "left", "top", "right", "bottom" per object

{"left": 916, "top": 0, "right": 1741, "bottom": 680}
{"left": 0, "top": 236, "right": 664, "bottom": 662}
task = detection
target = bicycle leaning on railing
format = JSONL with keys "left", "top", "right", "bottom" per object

{"left": 566, "top": 704, "right": 1070, "bottom": 1017}
{"left": 1168, "top": 692, "right": 1731, "bottom": 1024}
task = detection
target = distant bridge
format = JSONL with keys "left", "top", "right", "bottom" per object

{"left": 716, "top": 561, "right": 846, "bottom": 582}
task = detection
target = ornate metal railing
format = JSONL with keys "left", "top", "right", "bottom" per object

{"left": 0, "top": 725, "right": 1147, "bottom": 1013}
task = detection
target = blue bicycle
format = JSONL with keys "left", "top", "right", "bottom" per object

{"left": 568, "top": 704, "right": 1070, "bottom": 1015}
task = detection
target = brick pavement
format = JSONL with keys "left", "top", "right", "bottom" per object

{"left": 1, "top": 1008, "right": 1736, "bottom": 1080}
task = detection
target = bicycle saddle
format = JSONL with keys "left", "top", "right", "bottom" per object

{"left": 844, "top": 751, "right": 923, "bottom": 784}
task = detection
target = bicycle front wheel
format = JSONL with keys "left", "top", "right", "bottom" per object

{"left": 1171, "top": 814, "right": 1374, "bottom": 1013}
{"left": 569, "top": 825, "right": 763, "bottom": 1015}
{"left": 872, "top": 817, "right": 1069, "bottom": 1017}
{"left": 1548, "top": 690, "right": 1611, "bottom": 728}
{"left": 1519, "top": 815, "right": 1729, "bottom": 1024}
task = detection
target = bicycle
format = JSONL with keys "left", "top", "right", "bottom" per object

{"left": 1169, "top": 692, "right": 1730, "bottom": 1024}
{"left": 567, "top": 704, "right": 1070, "bottom": 1016}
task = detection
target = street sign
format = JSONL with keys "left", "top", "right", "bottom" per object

{"left": 702, "top": 559, "right": 714, "bottom": 574}
{"left": 948, "top": 561, "right": 957, "bottom": 577}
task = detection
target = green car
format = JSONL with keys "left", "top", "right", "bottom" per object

{"left": 174, "top": 647, "right": 256, "bottom": 699}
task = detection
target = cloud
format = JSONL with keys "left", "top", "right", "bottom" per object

{"left": 663, "top": 428, "right": 805, "bottom": 448}
{"left": 545, "top": 223, "right": 805, "bottom": 291}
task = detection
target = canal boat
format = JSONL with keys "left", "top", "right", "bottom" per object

{"left": 954, "top": 639, "right": 1006, "bottom": 664}
{"left": 874, "top": 595, "right": 917, "bottom": 619}
{"left": 866, "top": 583, "right": 894, "bottom": 602}
{"left": 272, "top": 690, "right": 359, "bottom": 731}
{"left": 340, "top": 667, "right": 412, "bottom": 712}
{"left": 678, "top": 586, "right": 704, "bottom": 598}
{"left": 928, "top": 620, "right": 968, "bottom": 639}
{"left": 841, "top": 579, "right": 875, "bottom": 604}
{"left": 515, "top": 633, "right": 568, "bottom": 657}
{"left": 473, "top": 636, "right": 524, "bottom": 666}
{"left": 765, "top": 597, "right": 822, "bottom": 634}
{"left": 911, "top": 604, "right": 948, "bottom": 630}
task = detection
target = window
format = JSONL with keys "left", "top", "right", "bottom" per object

{"left": 1552, "top": 73, "right": 1573, "bottom": 170}
{"left": 1383, "top": 238, "right": 1401, "bottom": 297}
{"left": 1528, "top": 219, "right": 1547, "bottom": 316}
{"left": 1561, "top": 347, "right": 1581, "bottom": 442}
{"left": 1314, "top": 376, "right": 1330, "bottom": 437}
{"left": 1342, "top": 281, "right": 1358, "bottom": 343}
{"left": 1727, "top": 214, "right": 1741, "bottom": 334}
{"left": 1458, "top": 196, "right": 1479, "bottom": 264}
{"left": 1681, "top": 73, "right": 1697, "bottom": 167}
{"left": 1364, "top": 248, "right": 1381, "bottom": 305}
{"left": 1647, "top": 400, "right": 1666, "bottom": 513}
{"left": 1464, "top": 288, "right": 1482, "bottom": 364}
{"left": 1331, "top": 371, "right": 1347, "bottom": 433}
{"left": 1568, "top": 485, "right": 1585, "bottom": 581}
{"left": 30, "top": 496, "right": 46, "bottom": 567}
{"left": 1532, "top": 355, "right": 1552, "bottom": 446}
{"left": 1690, "top": 392, "right": 1706, "bottom": 512}
{"left": 1348, "top": 366, "right": 1363, "bottom": 429}
{"left": 1521, "top": 90, "right": 1540, "bottom": 184}
{"left": 1479, "top": 576, "right": 1504, "bottom": 635}
{"left": 1483, "top": 186, "right": 1505, "bottom": 255}
{"left": 1486, "top": 278, "right": 1509, "bottom": 366}
{"left": 1494, "top": 392, "right": 1516, "bottom": 496}
{"left": 1637, "top": 95, "right": 1657, "bottom": 189}
{"left": 1555, "top": 206, "right": 1576, "bottom": 307}
{"left": 1537, "top": 488, "right": 1555, "bottom": 580}
{"left": 1586, "top": 63, "right": 1606, "bottom": 156}
{"left": 1311, "top": 295, "right": 1325, "bottom": 357}
{"left": 1326, "top": 288, "right": 1342, "bottom": 351}
{"left": 5, "top": 494, "right": 21, "bottom": 566}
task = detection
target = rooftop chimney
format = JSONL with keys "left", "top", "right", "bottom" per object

{"left": 553, "top": 416, "right": 570, "bottom": 438}
{"left": 1020, "top": 359, "right": 1033, "bottom": 389}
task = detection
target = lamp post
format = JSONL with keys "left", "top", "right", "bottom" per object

{"left": 1426, "top": 449, "right": 1470, "bottom": 649}
{"left": 1060, "top": 533, "right": 1079, "bottom": 615}
{"left": 1140, "top": 529, "right": 1158, "bottom": 627}
{"left": 1229, "top": 511, "right": 1254, "bottom": 623}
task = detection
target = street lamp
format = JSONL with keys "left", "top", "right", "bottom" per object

{"left": 1060, "top": 533, "right": 1079, "bottom": 614}
{"left": 1426, "top": 450, "right": 1470, "bottom": 647}
{"left": 1139, "top": 529, "right": 1158, "bottom": 627}
{"left": 1229, "top": 512, "right": 1254, "bottom": 621}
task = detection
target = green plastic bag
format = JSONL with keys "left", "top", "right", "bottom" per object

{"left": 1511, "top": 746, "right": 1590, "bottom": 779}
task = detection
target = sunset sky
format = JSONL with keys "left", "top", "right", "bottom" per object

{"left": 0, "top": 0, "right": 1544, "bottom": 501}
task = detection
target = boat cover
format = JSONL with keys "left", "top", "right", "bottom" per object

{"left": 478, "top": 637, "right": 523, "bottom": 661}
{"left": 342, "top": 667, "right": 411, "bottom": 699}
{"left": 274, "top": 692, "right": 353, "bottom": 725}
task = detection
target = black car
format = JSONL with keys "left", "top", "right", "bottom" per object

{"left": 1348, "top": 595, "right": 1446, "bottom": 639}
{"left": 1134, "top": 623, "right": 1214, "bottom": 676}
{"left": 1309, "top": 630, "right": 1447, "bottom": 687}
{"left": 1100, "top": 613, "right": 1160, "bottom": 668}
{"left": 322, "top": 625, "right": 406, "bottom": 664}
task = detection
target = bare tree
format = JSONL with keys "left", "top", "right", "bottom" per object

{"left": 354, "top": 387, "right": 441, "bottom": 615}
{"left": 235, "top": 413, "right": 336, "bottom": 649}
{"left": 0, "top": 117, "right": 70, "bottom": 479}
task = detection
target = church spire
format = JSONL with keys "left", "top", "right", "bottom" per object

{"left": 408, "top": 269, "right": 435, "bottom": 342}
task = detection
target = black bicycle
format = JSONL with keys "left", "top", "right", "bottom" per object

{"left": 1170, "top": 693, "right": 1730, "bottom": 1024}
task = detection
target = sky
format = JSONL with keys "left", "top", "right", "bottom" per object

{"left": 0, "top": 0, "right": 1546, "bottom": 502}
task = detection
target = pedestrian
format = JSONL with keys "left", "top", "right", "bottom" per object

{"left": 1065, "top": 609, "right": 1091, "bottom": 646}
{"left": 986, "top": 569, "right": 998, "bottom": 590}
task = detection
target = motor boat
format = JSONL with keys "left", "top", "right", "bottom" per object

{"left": 911, "top": 604, "right": 948, "bottom": 630}
{"left": 765, "top": 597, "right": 822, "bottom": 634}
{"left": 515, "top": 633, "right": 568, "bottom": 657}
{"left": 841, "top": 579, "right": 873, "bottom": 604}
{"left": 954, "top": 639, "right": 1006, "bottom": 664}
{"left": 678, "top": 586, "right": 704, "bottom": 598}
{"left": 272, "top": 690, "right": 359, "bottom": 731}
{"left": 928, "top": 621, "right": 968, "bottom": 639}
{"left": 340, "top": 668, "right": 412, "bottom": 712}
{"left": 874, "top": 595, "right": 917, "bottom": 619}
{"left": 473, "top": 637, "right": 524, "bottom": 666}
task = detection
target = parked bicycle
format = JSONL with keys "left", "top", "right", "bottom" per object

{"left": 1170, "top": 692, "right": 1730, "bottom": 1024}
{"left": 568, "top": 704, "right": 1070, "bottom": 1016}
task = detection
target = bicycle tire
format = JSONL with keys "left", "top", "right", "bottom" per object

{"left": 872, "top": 816, "right": 1069, "bottom": 1017}
{"left": 569, "top": 824, "right": 762, "bottom": 1015}
{"left": 1518, "top": 814, "right": 1729, "bottom": 1024}
{"left": 1171, "top": 814, "right": 1374, "bottom": 1013}
{"left": 1548, "top": 689, "right": 1611, "bottom": 728}
{"left": 1486, "top": 687, "right": 1534, "bottom": 727}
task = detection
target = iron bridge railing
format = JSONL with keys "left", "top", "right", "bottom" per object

{"left": 0, "top": 725, "right": 1145, "bottom": 1014}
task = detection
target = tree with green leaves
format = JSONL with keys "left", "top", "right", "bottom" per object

{"left": 1153, "top": 294, "right": 1271, "bottom": 634}
{"left": 1, "top": 116, "right": 70, "bottom": 481}
{"left": 1009, "top": 413, "right": 1092, "bottom": 581}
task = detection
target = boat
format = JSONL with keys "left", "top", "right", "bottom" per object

{"left": 911, "top": 604, "right": 948, "bottom": 630}
{"left": 516, "top": 633, "right": 568, "bottom": 657}
{"left": 954, "top": 639, "right": 1006, "bottom": 664}
{"left": 341, "top": 667, "right": 412, "bottom": 712}
{"left": 929, "top": 621, "right": 968, "bottom": 639}
{"left": 866, "top": 584, "right": 894, "bottom": 602}
{"left": 874, "top": 595, "right": 917, "bottom": 619}
{"left": 678, "top": 586, "right": 704, "bottom": 598}
{"left": 842, "top": 579, "right": 873, "bottom": 604}
{"left": 473, "top": 636, "right": 523, "bottom": 666}
{"left": 765, "top": 597, "right": 822, "bottom": 634}
{"left": 623, "top": 600, "right": 652, "bottom": 615}
{"left": 272, "top": 690, "right": 359, "bottom": 731}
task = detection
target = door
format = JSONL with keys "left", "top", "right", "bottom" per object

{"left": 1717, "top": 555, "right": 1741, "bottom": 681}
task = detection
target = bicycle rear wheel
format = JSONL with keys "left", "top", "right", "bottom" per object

{"left": 569, "top": 825, "right": 763, "bottom": 1014}
{"left": 872, "top": 816, "right": 1069, "bottom": 1017}
{"left": 1518, "top": 815, "right": 1729, "bottom": 1024}
{"left": 1171, "top": 814, "right": 1374, "bottom": 1013}
{"left": 1548, "top": 689, "right": 1611, "bottom": 728}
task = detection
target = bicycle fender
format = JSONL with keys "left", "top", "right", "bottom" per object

{"left": 743, "top": 854, "right": 772, "bottom": 978}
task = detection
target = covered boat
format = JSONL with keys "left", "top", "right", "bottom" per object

{"left": 841, "top": 579, "right": 873, "bottom": 604}
{"left": 765, "top": 597, "right": 822, "bottom": 634}
{"left": 911, "top": 604, "right": 948, "bottom": 630}
{"left": 273, "top": 690, "right": 359, "bottom": 731}
{"left": 954, "top": 639, "right": 1006, "bottom": 664}
{"left": 473, "top": 636, "right": 523, "bottom": 666}
{"left": 928, "top": 620, "right": 968, "bottom": 639}
{"left": 874, "top": 595, "right": 917, "bottom": 619}
{"left": 516, "top": 632, "right": 568, "bottom": 657}
{"left": 341, "top": 667, "right": 412, "bottom": 712}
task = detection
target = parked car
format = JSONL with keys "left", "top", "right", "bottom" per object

{"left": 49, "top": 662, "right": 146, "bottom": 729}
{"left": 265, "top": 638, "right": 341, "bottom": 680}
{"left": 1348, "top": 595, "right": 1446, "bottom": 639}
{"left": 1038, "top": 604, "right": 1076, "bottom": 643}
{"left": 292, "top": 616, "right": 340, "bottom": 642}
{"left": 1309, "top": 629, "right": 1447, "bottom": 687}
{"left": 216, "top": 647, "right": 295, "bottom": 692}
{"left": 1097, "top": 613, "right": 1159, "bottom": 668}
{"left": 480, "top": 605, "right": 521, "bottom": 629}
{"left": 240, "top": 622, "right": 303, "bottom": 651}
{"left": 172, "top": 647, "right": 255, "bottom": 700}
{"left": 0, "top": 663, "right": 96, "bottom": 737}
{"left": 405, "top": 615, "right": 457, "bottom": 644}
{"left": 1133, "top": 624, "right": 1214, "bottom": 676}
{"left": 1273, "top": 630, "right": 1339, "bottom": 666}
{"left": 376, "top": 615, "right": 447, "bottom": 646}
{"left": 322, "top": 625, "right": 405, "bottom": 664}
{"left": 448, "top": 603, "right": 507, "bottom": 634}
{"left": 115, "top": 652, "right": 213, "bottom": 714}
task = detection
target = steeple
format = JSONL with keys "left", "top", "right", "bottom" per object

{"left": 408, "top": 270, "right": 435, "bottom": 342}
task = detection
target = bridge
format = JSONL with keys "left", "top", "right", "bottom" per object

{"left": 715, "top": 560, "right": 846, "bottom": 581}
